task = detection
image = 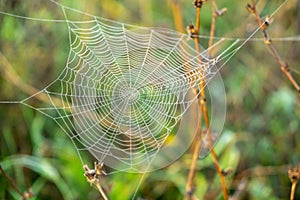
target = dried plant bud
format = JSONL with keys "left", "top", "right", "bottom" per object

{"left": 264, "top": 15, "right": 272, "bottom": 27}
{"left": 85, "top": 171, "right": 96, "bottom": 182}
{"left": 221, "top": 168, "right": 233, "bottom": 177}
{"left": 193, "top": 0, "right": 207, "bottom": 8}
{"left": 281, "top": 63, "right": 291, "bottom": 72}
{"left": 186, "top": 24, "right": 198, "bottom": 39}
{"left": 246, "top": 3, "right": 255, "bottom": 14}
{"left": 23, "top": 189, "right": 34, "bottom": 199}
{"left": 264, "top": 38, "right": 272, "bottom": 45}
{"left": 186, "top": 24, "right": 195, "bottom": 33}
{"left": 216, "top": 8, "right": 228, "bottom": 16}
{"left": 200, "top": 96, "right": 206, "bottom": 104}
{"left": 83, "top": 164, "right": 90, "bottom": 172}
{"left": 83, "top": 164, "right": 97, "bottom": 184}
{"left": 96, "top": 162, "right": 107, "bottom": 176}
{"left": 83, "top": 162, "right": 107, "bottom": 185}
{"left": 288, "top": 165, "right": 300, "bottom": 183}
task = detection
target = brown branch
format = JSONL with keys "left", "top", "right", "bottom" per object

{"left": 234, "top": 165, "right": 289, "bottom": 181}
{"left": 232, "top": 165, "right": 300, "bottom": 200}
{"left": 208, "top": 0, "right": 216, "bottom": 53}
{"left": 0, "top": 165, "right": 33, "bottom": 200}
{"left": 208, "top": 1, "right": 227, "bottom": 55}
{"left": 248, "top": 0, "right": 300, "bottom": 95}
{"left": 207, "top": 1, "right": 229, "bottom": 198}
{"left": 170, "top": 3, "right": 201, "bottom": 198}
{"left": 0, "top": 165, "right": 23, "bottom": 197}
{"left": 184, "top": 2, "right": 203, "bottom": 199}
{"left": 290, "top": 182, "right": 297, "bottom": 200}
{"left": 231, "top": 165, "right": 290, "bottom": 198}
{"left": 210, "top": 148, "right": 228, "bottom": 199}
{"left": 185, "top": 100, "right": 203, "bottom": 200}
{"left": 185, "top": 1, "right": 228, "bottom": 199}
{"left": 195, "top": 6, "right": 201, "bottom": 33}
{"left": 288, "top": 165, "right": 300, "bottom": 200}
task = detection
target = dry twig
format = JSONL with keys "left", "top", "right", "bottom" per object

{"left": 83, "top": 162, "right": 109, "bottom": 200}
{"left": 184, "top": 1, "right": 228, "bottom": 199}
{"left": 247, "top": 0, "right": 300, "bottom": 95}
{"left": 288, "top": 165, "right": 300, "bottom": 200}
{"left": 206, "top": 1, "right": 229, "bottom": 198}
{"left": 0, "top": 165, "right": 34, "bottom": 200}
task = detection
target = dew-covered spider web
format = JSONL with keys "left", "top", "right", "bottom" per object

{"left": 0, "top": 0, "right": 291, "bottom": 174}
{"left": 22, "top": 10, "right": 234, "bottom": 172}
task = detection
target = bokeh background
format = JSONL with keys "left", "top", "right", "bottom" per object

{"left": 0, "top": 0, "right": 299, "bottom": 199}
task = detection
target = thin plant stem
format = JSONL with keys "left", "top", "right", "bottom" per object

{"left": 83, "top": 163, "right": 109, "bottom": 200}
{"left": 195, "top": 7, "right": 201, "bottom": 33}
{"left": 288, "top": 165, "right": 300, "bottom": 200}
{"left": 184, "top": 1, "right": 228, "bottom": 199}
{"left": 210, "top": 148, "right": 228, "bottom": 199}
{"left": 206, "top": 1, "right": 229, "bottom": 198}
{"left": 0, "top": 165, "right": 27, "bottom": 199}
{"left": 184, "top": 4, "right": 203, "bottom": 200}
{"left": 249, "top": 0, "right": 300, "bottom": 95}
{"left": 290, "top": 182, "right": 297, "bottom": 200}
{"left": 234, "top": 165, "right": 288, "bottom": 181}
{"left": 185, "top": 100, "right": 203, "bottom": 200}
{"left": 170, "top": 3, "right": 203, "bottom": 198}
{"left": 170, "top": 0, "right": 185, "bottom": 33}
{"left": 208, "top": 0, "right": 216, "bottom": 54}
{"left": 95, "top": 182, "right": 109, "bottom": 200}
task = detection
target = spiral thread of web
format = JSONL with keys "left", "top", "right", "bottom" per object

{"left": 18, "top": 9, "right": 233, "bottom": 172}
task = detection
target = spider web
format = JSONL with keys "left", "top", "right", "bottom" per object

{"left": 0, "top": 0, "right": 289, "bottom": 173}
{"left": 16, "top": 5, "right": 236, "bottom": 173}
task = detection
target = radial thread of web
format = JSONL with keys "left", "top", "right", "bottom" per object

{"left": 16, "top": 5, "right": 241, "bottom": 173}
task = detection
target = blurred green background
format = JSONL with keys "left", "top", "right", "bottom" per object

{"left": 0, "top": 0, "right": 299, "bottom": 199}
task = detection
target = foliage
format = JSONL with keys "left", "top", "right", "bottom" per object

{"left": 0, "top": 0, "right": 299, "bottom": 199}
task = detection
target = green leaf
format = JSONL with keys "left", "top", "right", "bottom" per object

{"left": 1, "top": 155, "right": 74, "bottom": 200}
